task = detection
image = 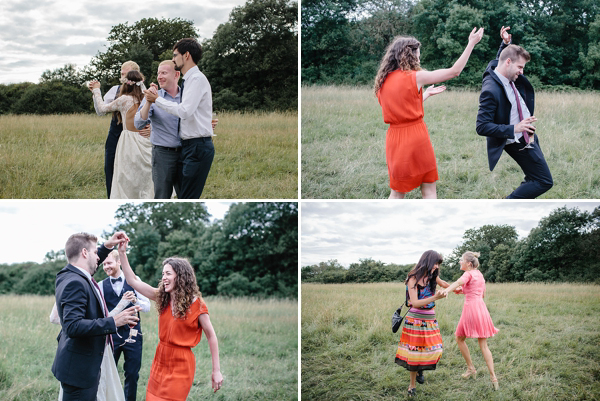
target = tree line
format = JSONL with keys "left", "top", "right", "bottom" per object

{"left": 302, "top": 0, "right": 600, "bottom": 90}
{"left": 0, "top": 202, "right": 298, "bottom": 298}
{"left": 0, "top": 0, "right": 297, "bottom": 114}
{"left": 302, "top": 206, "right": 600, "bottom": 284}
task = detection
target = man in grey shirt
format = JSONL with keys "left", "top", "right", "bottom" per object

{"left": 134, "top": 61, "right": 182, "bottom": 198}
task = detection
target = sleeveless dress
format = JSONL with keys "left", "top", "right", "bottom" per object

{"left": 146, "top": 299, "right": 209, "bottom": 401}
{"left": 377, "top": 70, "right": 439, "bottom": 192}
{"left": 395, "top": 284, "right": 443, "bottom": 371}
{"left": 92, "top": 89, "right": 153, "bottom": 199}
{"left": 455, "top": 270, "right": 499, "bottom": 338}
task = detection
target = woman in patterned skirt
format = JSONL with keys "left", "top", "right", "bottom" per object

{"left": 441, "top": 251, "right": 499, "bottom": 390}
{"left": 395, "top": 250, "right": 451, "bottom": 397}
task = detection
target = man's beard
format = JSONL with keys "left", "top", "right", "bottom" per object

{"left": 173, "top": 61, "right": 183, "bottom": 71}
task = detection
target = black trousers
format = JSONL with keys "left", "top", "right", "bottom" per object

{"left": 179, "top": 137, "right": 215, "bottom": 199}
{"left": 113, "top": 335, "right": 143, "bottom": 401}
{"left": 504, "top": 135, "right": 553, "bottom": 199}
{"left": 61, "top": 380, "right": 99, "bottom": 401}
{"left": 104, "top": 120, "right": 123, "bottom": 198}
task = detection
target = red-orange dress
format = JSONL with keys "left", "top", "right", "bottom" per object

{"left": 146, "top": 299, "right": 209, "bottom": 401}
{"left": 377, "top": 70, "right": 438, "bottom": 192}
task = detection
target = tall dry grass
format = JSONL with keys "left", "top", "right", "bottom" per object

{"left": 0, "top": 111, "right": 298, "bottom": 199}
{"left": 301, "top": 282, "right": 600, "bottom": 400}
{"left": 301, "top": 86, "right": 600, "bottom": 199}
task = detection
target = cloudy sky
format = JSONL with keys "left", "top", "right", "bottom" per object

{"left": 0, "top": 0, "right": 248, "bottom": 84}
{"left": 0, "top": 201, "right": 233, "bottom": 264}
{"left": 301, "top": 200, "right": 600, "bottom": 268}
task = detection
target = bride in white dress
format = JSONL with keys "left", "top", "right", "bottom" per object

{"left": 90, "top": 71, "right": 153, "bottom": 199}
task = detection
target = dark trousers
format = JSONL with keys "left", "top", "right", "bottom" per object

{"left": 152, "top": 145, "right": 182, "bottom": 199}
{"left": 113, "top": 336, "right": 143, "bottom": 401}
{"left": 504, "top": 135, "right": 553, "bottom": 199}
{"left": 179, "top": 137, "right": 215, "bottom": 199}
{"left": 61, "top": 380, "right": 99, "bottom": 401}
{"left": 104, "top": 124, "right": 122, "bottom": 198}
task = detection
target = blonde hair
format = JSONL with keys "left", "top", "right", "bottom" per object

{"left": 121, "top": 61, "right": 140, "bottom": 71}
{"left": 159, "top": 60, "right": 176, "bottom": 68}
{"left": 374, "top": 36, "right": 421, "bottom": 95}
{"left": 462, "top": 251, "right": 481, "bottom": 269}
{"left": 106, "top": 250, "right": 120, "bottom": 262}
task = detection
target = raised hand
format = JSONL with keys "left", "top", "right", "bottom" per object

{"left": 88, "top": 80, "right": 100, "bottom": 91}
{"left": 500, "top": 26, "right": 512, "bottom": 44}
{"left": 468, "top": 27, "right": 484, "bottom": 45}
{"left": 144, "top": 89, "right": 158, "bottom": 103}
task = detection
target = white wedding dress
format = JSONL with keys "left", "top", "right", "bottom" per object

{"left": 50, "top": 299, "right": 130, "bottom": 401}
{"left": 92, "top": 88, "right": 153, "bottom": 199}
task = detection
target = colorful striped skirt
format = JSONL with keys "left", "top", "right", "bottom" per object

{"left": 395, "top": 307, "right": 443, "bottom": 371}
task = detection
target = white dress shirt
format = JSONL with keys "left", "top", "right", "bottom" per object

{"left": 71, "top": 265, "right": 107, "bottom": 317}
{"left": 154, "top": 66, "right": 214, "bottom": 139}
{"left": 99, "top": 271, "right": 151, "bottom": 313}
{"left": 493, "top": 69, "right": 531, "bottom": 144}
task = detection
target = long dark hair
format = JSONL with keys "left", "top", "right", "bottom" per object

{"left": 405, "top": 250, "right": 443, "bottom": 294}
{"left": 113, "top": 70, "right": 145, "bottom": 124}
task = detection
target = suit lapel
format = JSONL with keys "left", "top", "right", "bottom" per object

{"left": 66, "top": 264, "right": 105, "bottom": 316}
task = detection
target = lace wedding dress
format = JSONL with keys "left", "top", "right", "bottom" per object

{"left": 92, "top": 88, "right": 153, "bottom": 199}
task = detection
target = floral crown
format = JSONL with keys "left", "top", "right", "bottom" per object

{"left": 126, "top": 80, "right": 143, "bottom": 86}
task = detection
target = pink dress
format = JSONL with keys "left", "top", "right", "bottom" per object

{"left": 455, "top": 270, "right": 499, "bottom": 338}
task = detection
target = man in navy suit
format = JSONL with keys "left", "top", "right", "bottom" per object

{"left": 51, "top": 232, "right": 140, "bottom": 401}
{"left": 100, "top": 250, "right": 151, "bottom": 401}
{"left": 476, "top": 26, "right": 553, "bottom": 198}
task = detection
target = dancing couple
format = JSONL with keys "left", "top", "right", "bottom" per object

{"left": 89, "top": 38, "right": 216, "bottom": 199}
{"left": 375, "top": 25, "right": 553, "bottom": 199}
{"left": 395, "top": 250, "right": 498, "bottom": 397}
{"left": 51, "top": 231, "right": 223, "bottom": 401}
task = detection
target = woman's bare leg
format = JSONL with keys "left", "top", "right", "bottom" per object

{"left": 389, "top": 189, "right": 406, "bottom": 199}
{"left": 409, "top": 370, "right": 417, "bottom": 389}
{"left": 478, "top": 338, "right": 497, "bottom": 381}
{"left": 420, "top": 182, "right": 437, "bottom": 199}
{"left": 456, "top": 336, "right": 475, "bottom": 370}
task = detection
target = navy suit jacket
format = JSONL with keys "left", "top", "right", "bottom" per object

{"left": 476, "top": 41, "right": 535, "bottom": 171}
{"left": 51, "top": 244, "right": 117, "bottom": 389}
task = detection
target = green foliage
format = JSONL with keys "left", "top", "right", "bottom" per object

{"left": 302, "top": 206, "right": 600, "bottom": 284}
{"left": 201, "top": 0, "right": 298, "bottom": 111}
{"left": 302, "top": 0, "right": 600, "bottom": 89}
{"left": 11, "top": 81, "right": 92, "bottom": 114}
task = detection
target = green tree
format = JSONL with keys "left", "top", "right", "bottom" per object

{"left": 201, "top": 0, "right": 298, "bottom": 111}
{"left": 40, "top": 64, "right": 85, "bottom": 87}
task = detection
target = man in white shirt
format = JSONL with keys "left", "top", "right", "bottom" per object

{"left": 144, "top": 38, "right": 215, "bottom": 199}
{"left": 99, "top": 250, "right": 150, "bottom": 401}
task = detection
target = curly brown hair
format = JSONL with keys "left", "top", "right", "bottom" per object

{"left": 155, "top": 257, "right": 203, "bottom": 319}
{"left": 114, "top": 70, "right": 145, "bottom": 124}
{"left": 374, "top": 36, "right": 421, "bottom": 95}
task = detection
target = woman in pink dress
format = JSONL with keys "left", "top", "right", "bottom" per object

{"left": 442, "top": 251, "right": 499, "bottom": 390}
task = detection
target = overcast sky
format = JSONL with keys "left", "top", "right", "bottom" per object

{"left": 301, "top": 201, "right": 600, "bottom": 268}
{"left": 0, "top": 201, "right": 233, "bottom": 264}
{"left": 0, "top": 0, "right": 248, "bottom": 84}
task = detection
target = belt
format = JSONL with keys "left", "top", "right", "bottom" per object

{"left": 154, "top": 145, "right": 181, "bottom": 152}
{"left": 182, "top": 137, "right": 213, "bottom": 145}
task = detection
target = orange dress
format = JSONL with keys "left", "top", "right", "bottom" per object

{"left": 146, "top": 299, "right": 209, "bottom": 401}
{"left": 377, "top": 70, "right": 438, "bottom": 192}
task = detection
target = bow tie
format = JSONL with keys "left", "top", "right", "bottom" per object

{"left": 111, "top": 277, "right": 122, "bottom": 284}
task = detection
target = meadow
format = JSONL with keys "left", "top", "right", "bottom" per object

{"left": 301, "top": 86, "right": 600, "bottom": 199}
{"left": 0, "top": 295, "right": 298, "bottom": 401}
{"left": 0, "top": 111, "right": 298, "bottom": 199}
{"left": 302, "top": 282, "right": 600, "bottom": 400}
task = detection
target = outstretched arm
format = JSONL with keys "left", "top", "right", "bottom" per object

{"left": 118, "top": 241, "right": 158, "bottom": 301}
{"left": 416, "top": 27, "right": 484, "bottom": 89}
{"left": 441, "top": 278, "right": 465, "bottom": 296}
{"left": 423, "top": 85, "right": 447, "bottom": 101}
{"left": 407, "top": 277, "right": 446, "bottom": 308}
{"left": 436, "top": 276, "right": 450, "bottom": 288}
{"left": 199, "top": 314, "right": 223, "bottom": 393}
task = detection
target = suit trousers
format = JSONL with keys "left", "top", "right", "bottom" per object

{"left": 61, "top": 380, "right": 100, "bottom": 401}
{"left": 504, "top": 136, "right": 553, "bottom": 198}
{"left": 113, "top": 336, "right": 143, "bottom": 401}
{"left": 104, "top": 121, "right": 123, "bottom": 198}
{"left": 152, "top": 145, "right": 182, "bottom": 199}
{"left": 179, "top": 137, "right": 215, "bottom": 199}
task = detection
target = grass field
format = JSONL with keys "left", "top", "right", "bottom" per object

{"left": 301, "top": 282, "right": 600, "bottom": 400}
{"left": 0, "top": 111, "right": 298, "bottom": 199}
{"left": 301, "top": 86, "right": 600, "bottom": 199}
{"left": 0, "top": 295, "right": 298, "bottom": 401}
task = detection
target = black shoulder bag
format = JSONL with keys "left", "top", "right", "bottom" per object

{"left": 391, "top": 291, "right": 410, "bottom": 333}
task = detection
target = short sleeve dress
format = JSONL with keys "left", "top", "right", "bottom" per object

{"left": 146, "top": 298, "right": 209, "bottom": 401}
{"left": 455, "top": 270, "right": 499, "bottom": 338}
{"left": 377, "top": 70, "right": 439, "bottom": 193}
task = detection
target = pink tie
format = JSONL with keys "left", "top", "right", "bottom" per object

{"left": 509, "top": 81, "right": 529, "bottom": 144}
{"left": 91, "top": 278, "right": 114, "bottom": 350}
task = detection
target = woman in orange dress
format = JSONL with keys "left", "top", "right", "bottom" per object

{"left": 118, "top": 239, "right": 223, "bottom": 400}
{"left": 374, "top": 28, "right": 484, "bottom": 199}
